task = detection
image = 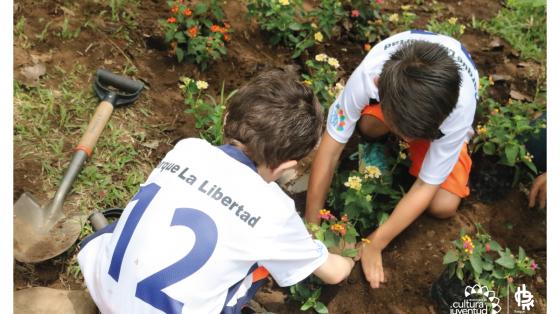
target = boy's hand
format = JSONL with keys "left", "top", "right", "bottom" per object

{"left": 529, "top": 172, "right": 547, "bottom": 209}
{"left": 360, "top": 244, "right": 386, "bottom": 288}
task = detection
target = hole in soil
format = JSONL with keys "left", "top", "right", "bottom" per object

{"left": 145, "top": 36, "right": 168, "bottom": 51}
{"left": 469, "top": 152, "right": 515, "bottom": 203}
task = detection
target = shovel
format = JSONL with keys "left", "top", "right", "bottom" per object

{"left": 14, "top": 69, "right": 144, "bottom": 263}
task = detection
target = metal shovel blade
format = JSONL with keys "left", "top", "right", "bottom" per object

{"left": 13, "top": 193, "right": 83, "bottom": 263}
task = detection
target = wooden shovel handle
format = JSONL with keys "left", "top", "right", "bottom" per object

{"left": 74, "top": 101, "right": 114, "bottom": 157}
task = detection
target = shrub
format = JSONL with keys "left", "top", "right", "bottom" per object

{"left": 161, "top": 0, "right": 232, "bottom": 70}
{"left": 302, "top": 53, "right": 343, "bottom": 111}
{"left": 341, "top": 0, "right": 388, "bottom": 44}
{"left": 443, "top": 225, "right": 538, "bottom": 297}
{"left": 180, "top": 77, "right": 237, "bottom": 145}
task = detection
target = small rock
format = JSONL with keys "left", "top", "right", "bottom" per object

{"left": 536, "top": 275, "right": 544, "bottom": 284}
{"left": 489, "top": 38, "right": 504, "bottom": 50}
{"left": 491, "top": 74, "right": 513, "bottom": 82}
{"left": 510, "top": 90, "right": 532, "bottom": 102}
{"left": 427, "top": 230, "right": 436, "bottom": 238}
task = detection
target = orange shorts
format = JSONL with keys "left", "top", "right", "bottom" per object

{"left": 361, "top": 104, "right": 471, "bottom": 198}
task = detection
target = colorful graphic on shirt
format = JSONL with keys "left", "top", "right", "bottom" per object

{"left": 329, "top": 103, "right": 347, "bottom": 131}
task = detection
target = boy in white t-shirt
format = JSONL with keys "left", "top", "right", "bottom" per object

{"left": 305, "top": 30, "right": 479, "bottom": 289}
{"left": 78, "top": 69, "right": 354, "bottom": 314}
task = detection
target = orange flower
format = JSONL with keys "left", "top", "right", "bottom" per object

{"left": 223, "top": 33, "right": 230, "bottom": 41}
{"left": 341, "top": 214, "right": 349, "bottom": 222}
{"left": 187, "top": 26, "right": 198, "bottom": 38}
{"left": 171, "top": 5, "right": 179, "bottom": 13}
{"left": 364, "top": 43, "right": 371, "bottom": 52}
{"left": 211, "top": 25, "right": 221, "bottom": 33}
{"left": 183, "top": 8, "right": 192, "bottom": 16}
{"left": 167, "top": 17, "right": 177, "bottom": 23}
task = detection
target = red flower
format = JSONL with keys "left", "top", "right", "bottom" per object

{"left": 183, "top": 8, "right": 192, "bottom": 16}
{"left": 223, "top": 33, "right": 230, "bottom": 41}
{"left": 485, "top": 243, "right": 491, "bottom": 253}
{"left": 351, "top": 10, "right": 360, "bottom": 17}
{"left": 171, "top": 5, "right": 179, "bottom": 13}
{"left": 210, "top": 25, "right": 221, "bottom": 33}
{"left": 167, "top": 17, "right": 176, "bottom": 23}
{"left": 187, "top": 26, "right": 198, "bottom": 38}
{"left": 376, "top": 0, "right": 383, "bottom": 3}
{"left": 364, "top": 43, "right": 372, "bottom": 52}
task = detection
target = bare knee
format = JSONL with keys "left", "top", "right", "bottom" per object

{"left": 358, "top": 115, "right": 390, "bottom": 139}
{"left": 428, "top": 189, "right": 461, "bottom": 219}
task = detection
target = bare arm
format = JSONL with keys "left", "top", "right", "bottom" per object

{"left": 305, "top": 132, "right": 346, "bottom": 224}
{"left": 313, "top": 253, "right": 355, "bottom": 284}
{"left": 361, "top": 178, "right": 439, "bottom": 288}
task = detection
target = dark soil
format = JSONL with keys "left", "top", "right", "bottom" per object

{"left": 13, "top": 0, "right": 546, "bottom": 312}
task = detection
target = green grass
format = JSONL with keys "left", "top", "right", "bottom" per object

{"left": 480, "top": 0, "right": 546, "bottom": 61}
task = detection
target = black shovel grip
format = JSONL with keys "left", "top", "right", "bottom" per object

{"left": 96, "top": 69, "right": 144, "bottom": 94}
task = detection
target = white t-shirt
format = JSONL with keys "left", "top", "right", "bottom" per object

{"left": 327, "top": 30, "right": 479, "bottom": 185}
{"left": 78, "top": 138, "right": 328, "bottom": 314}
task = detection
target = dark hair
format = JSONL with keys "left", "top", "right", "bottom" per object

{"left": 379, "top": 41, "right": 462, "bottom": 140}
{"left": 223, "top": 69, "right": 323, "bottom": 168}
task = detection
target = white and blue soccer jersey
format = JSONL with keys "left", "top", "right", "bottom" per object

{"left": 78, "top": 138, "right": 328, "bottom": 314}
{"left": 327, "top": 30, "right": 479, "bottom": 185}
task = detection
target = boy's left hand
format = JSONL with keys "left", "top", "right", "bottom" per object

{"left": 360, "top": 244, "right": 386, "bottom": 288}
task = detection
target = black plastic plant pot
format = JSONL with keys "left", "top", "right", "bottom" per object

{"left": 430, "top": 269, "right": 469, "bottom": 314}
{"left": 469, "top": 153, "right": 515, "bottom": 203}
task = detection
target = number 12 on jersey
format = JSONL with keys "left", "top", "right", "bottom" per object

{"left": 108, "top": 183, "right": 218, "bottom": 313}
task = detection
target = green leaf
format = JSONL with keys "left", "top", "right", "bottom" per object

{"left": 301, "top": 299, "right": 315, "bottom": 311}
{"left": 518, "top": 247, "right": 526, "bottom": 261}
{"left": 176, "top": 47, "right": 184, "bottom": 62}
{"left": 289, "top": 22, "right": 302, "bottom": 30}
{"left": 482, "top": 142, "right": 496, "bottom": 155}
{"left": 314, "top": 302, "right": 329, "bottom": 314}
{"left": 342, "top": 248, "right": 358, "bottom": 257}
{"left": 495, "top": 255, "right": 515, "bottom": 269}
{"left": 469, "top": 254, "right": 483, "bottom": 274}
{"left": 443, "top": 250, "right": 459, "bottom": 264}
{"left": 194, "top": 3, "right": 208, "bottom": 15}
{"left": 489, "top": 240, "right": 502, "bottom": 251}
{"left": 505, "top": 143, "right": 519, "bottom": 166}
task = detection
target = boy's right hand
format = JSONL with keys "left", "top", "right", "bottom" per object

{"left": 360, "top": 244, "right": 386, "bottom": 289}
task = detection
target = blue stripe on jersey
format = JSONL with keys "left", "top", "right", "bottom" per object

{"left": 410, "top": 29, "right": 437, "bottom": 35}
{"left": 79, "top": 221, "right": 117, "bottom": 249}
{"left": 218, "top": 144, "right": 258, "bottom": 173}
{"left": 222, "top": 277, "right": 268, "bottom": 314}
{"left": 461, "top": 44, "right": 477, "bottom": 70}
{"left": 221, "top": 263, "right": 259, "bottom": 313}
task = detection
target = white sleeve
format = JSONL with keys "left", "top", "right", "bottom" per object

{"left": 326, "top": 65, "right": 376, "bottom": 144}
{"left": 419, "top": 127, "right": 468, "bottom": 185}
{"left": 259, "top": 212, "right": 328, "bottom": 287}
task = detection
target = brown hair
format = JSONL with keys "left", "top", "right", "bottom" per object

{"left": 223, "top": 69, "right": 323, "bottom": 168}
{"left": 379, "top": 40, "right": 462, "bottom": 140}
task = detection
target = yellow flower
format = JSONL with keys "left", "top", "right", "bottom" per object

{"left": 327, "top": 57, "right": 340, "bottom": 69}
{"left": 374, "top": 19, "right": 383, "bottom": 26}
{"left": 303, "top": 80, "right": 312, "bottom": 85}
{"left": 399, "top": 141, "right": 409, "bottom": 149}
{"left": 400, "top": 152, "right": 407, "bottom": 160}
{"left": 476, "top": 125, "right": 487, "bottom": 134}
{"left": 488, "top": 76, "right": 494, "bottom": 86}
{"left": 311, "top": 23, "right": 318, "bottom": 29}
{"left": 279, "top": 0, "right": 289, "bottom": 5}
{"left": 363, "top": 165, "right": 381, "bottom": 179}
{"left": 365, "top": 195, "right": 372, "bottom": 201}
{"left": 344, "top": 176, "right": 362, "bottom": 191}
{"left": 335, "top": 82, "right": 344, "bottom": 94}
{"left": 314, "top": 32, "right": 324, "bottom": 42}
{"left": 361, "top": 238, "right": 371, "bottom": 244}
{"left": 401, "top": 5, "right": 411, "bottom": 10}
{"left": 492, "top": 108, "right": 499, "bottom": 115}
{"left": 448, "top": 17, "right": 458, "bottom": 25}
{"left": 196, "top": 80, "right": 209, "bottom": 90}
{"left": 389, "top": 13, "right": 399, "bottom": 23}
{"left": 315, "top": 53, "right": 328, "bottom": 62}
{"left": 459, "top": 24, "right": 466, "bottom": 34}
{"left": 524, "top": 153, "right": 534, "bottom": 162}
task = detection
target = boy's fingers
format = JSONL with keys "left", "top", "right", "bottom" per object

{"left": 539, "top": 189, "right": 546, "bottom": 209}
{"left": 529, "top": 183, "right": 539, "bottom": 207}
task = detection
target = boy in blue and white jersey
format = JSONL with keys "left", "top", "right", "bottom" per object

{"left": 78, "top": 69, "right": 355, "bottom": 314}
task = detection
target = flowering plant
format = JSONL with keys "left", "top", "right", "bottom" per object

{"left": 341, "top": 0, "right": 389, "bottom": 44}
{"left": 307, "top": 211, "right": 360, "bottom": 257}
{"left": 427, "top": 16, "right": 466, "bottom": 39}
{"left": 386, "top": 6, "right": 417, "bottom": 35}
{"left": 180, "top": 77, "right": 237, "bottom": 145}
{"left": 472, "top": 97, "right": 546, "bottom": 174}
{"left": 302, "top": 54, "right": 343, "bottom": 111}
{"left": 160, "top": 0, "right": 232, "bottom": 70}
{"left": 443, "top": 225, "right": 538, "bottom": 297}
